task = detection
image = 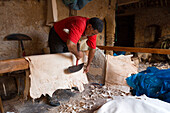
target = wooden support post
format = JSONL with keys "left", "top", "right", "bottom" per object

{"left": 165, "top": 0, "right": 168, "bottom": 6}
{"left": 0, "top": 97, "right": 4, "bottom": 113}
{"left": 160, "top": 0, "right": 164, "bottom": 6}
{"left": 24, "top": 69, "right": 30, "bottom": 100}
{"left": 138, "top": 2, "right": 141, "bottom": 8}
{"left": 15, "top": 77, "right": 20, "bottom": 95}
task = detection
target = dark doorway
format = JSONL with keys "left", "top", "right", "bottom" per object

{"left": 114, "top": 15, "right": 135, "bottom": 47}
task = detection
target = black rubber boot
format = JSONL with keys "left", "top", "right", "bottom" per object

{"left": 46, "top": 94, "right": 60, "bottom": 107}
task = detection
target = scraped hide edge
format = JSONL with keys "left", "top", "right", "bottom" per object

{"left": 25, "top": 53, "right": 88, "bottom": 99}
{"left": 105, "top": 55, "right": 138, "bottom": 86}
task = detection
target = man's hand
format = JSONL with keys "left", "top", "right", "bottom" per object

{"left": 67, "top": 39, "right": 83, "bottom": 60}
{"left": 77, "top": 51, "right": 83, "bottom": 60}
{"left": 83, "top": 48, "right": 95, "bottom": 73}
{"left": 84, "top": 65, "right": 90, "bottom": 73}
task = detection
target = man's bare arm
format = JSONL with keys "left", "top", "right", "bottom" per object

{"left": 84, "top": 48, "right": 96, "bottom": 73}
{"left": 67, "top": 39, "right": 83, "bottom": 60}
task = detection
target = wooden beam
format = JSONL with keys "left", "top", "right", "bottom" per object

{"left": 118, "top": 0, "right": 139, "bottom": 6}
{"left": 117, "top": 12, "right": 135, "bottom": 17}
{"left": 97, "top": 46, "right": 170, "bottom": 54}
{"left": 165, "top": 0, "right": 168, "bottom": 6}
{"left": 160, "top": 0, "right": 164, "bottom": 6}
{"left": 0, "top": 58, "right": 29, "bottom": 74}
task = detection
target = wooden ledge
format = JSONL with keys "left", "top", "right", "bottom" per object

{"left": 97, "top": 46, "right": 170, "bottom": 55}
{"left": 0, "top": 58, "right": 29, "bottom": 74}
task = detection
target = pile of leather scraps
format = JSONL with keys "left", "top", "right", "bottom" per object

{"left": 48, "top": 84, "right": 130, "bottom": 113}
{"left": 138, "top": 62, "right": 170, "bottom": 72}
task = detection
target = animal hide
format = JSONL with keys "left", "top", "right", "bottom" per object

{"left": 105, "top": 55, "right": 138, "bottom": 86}
{"left": 25, "top": 53, "right": 88, "bottom": 99}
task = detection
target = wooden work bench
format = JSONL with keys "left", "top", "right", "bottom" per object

{"left": 0, "top": 46, "right": 170, "bottom": 113}
{"left": 0, "top": 58, "right": 29, "bottom": 113}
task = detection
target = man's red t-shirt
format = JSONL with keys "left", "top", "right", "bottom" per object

{"left": 53, "top": 16, "right": 96, "bottom": 49}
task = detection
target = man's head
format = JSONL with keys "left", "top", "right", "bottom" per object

{"left": 85, "top": 17, "right": 104, "bottom": 36}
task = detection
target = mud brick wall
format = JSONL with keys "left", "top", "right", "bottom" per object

{"left": 0, "top": 0, "right": 116, "bottom": 60}
{"left": 134, "top": 7, "right": 170, "bottom": 47}
{"left": 0, "top": 0, "right": 49, "bottom": 60}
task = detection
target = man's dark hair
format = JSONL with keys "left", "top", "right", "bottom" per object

{"left": 89, "top": 17, "right": 104, "bottom": 33}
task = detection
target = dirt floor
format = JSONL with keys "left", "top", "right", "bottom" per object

{"left": 3, "top": 84, "right": 130, "bottom": 113}
{"left": 2, "top": 62, "right": 170, "bottom": 113}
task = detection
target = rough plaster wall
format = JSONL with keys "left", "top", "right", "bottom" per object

{"left": 135, "top": 7, "right": 170, "bottom": 47}
{"left": 56, "top": 0, "right": 69, "bottom": 21}
{"left": 0, "top": 0, "right": 116, "bottom": 60}
{"left": 0, "top": 0, "right": 48, "bottom": 60}
{"left": 76, "top": 0, "right": 108, "bottom": 19}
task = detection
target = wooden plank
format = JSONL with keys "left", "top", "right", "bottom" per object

{"left": 97, "top": 46, "right": 170, "bottom": 54}
{"left": 117, "top": 12, "right": 135, "bottom": 17}
{"left": 0, "top": 97, "right": 4, "bottom": 113}
{"left": 0, "top": 58, "right": 29, "bottom": 74}
{"left": 160, "top": 0, "right": 164, "bottom": 6}
{"left": 118, "top": 0, "right": 139, "bottom": 6}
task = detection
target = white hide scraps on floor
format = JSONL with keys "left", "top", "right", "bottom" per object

{"left": 97, "top": 95, "right": 170, "bottom": 113}
{"left": 25, "top": 53, "right": 88, "bottom": 99}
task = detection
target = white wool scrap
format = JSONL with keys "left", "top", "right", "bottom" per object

{"left": 97, "top": 95, "right": 170, "bottom": 113}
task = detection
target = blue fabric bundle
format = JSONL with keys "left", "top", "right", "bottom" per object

{"left": 126, "top": 67, "right": 170, "bottom": 103}
{"left": 113, "top": 51, "right": 126, "bottom": 56}
{"left": 62, "top": 0, "right": 93, "bottom": 10}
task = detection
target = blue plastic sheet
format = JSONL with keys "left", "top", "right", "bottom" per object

{"left": 62, "top": 0, "right": 93, "bottom": 10}
{"left": 113, "top": 51, "right": 126, "bottom": 56}
{"left": 126, "top": 67, "right": 170, "bottom": 103}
